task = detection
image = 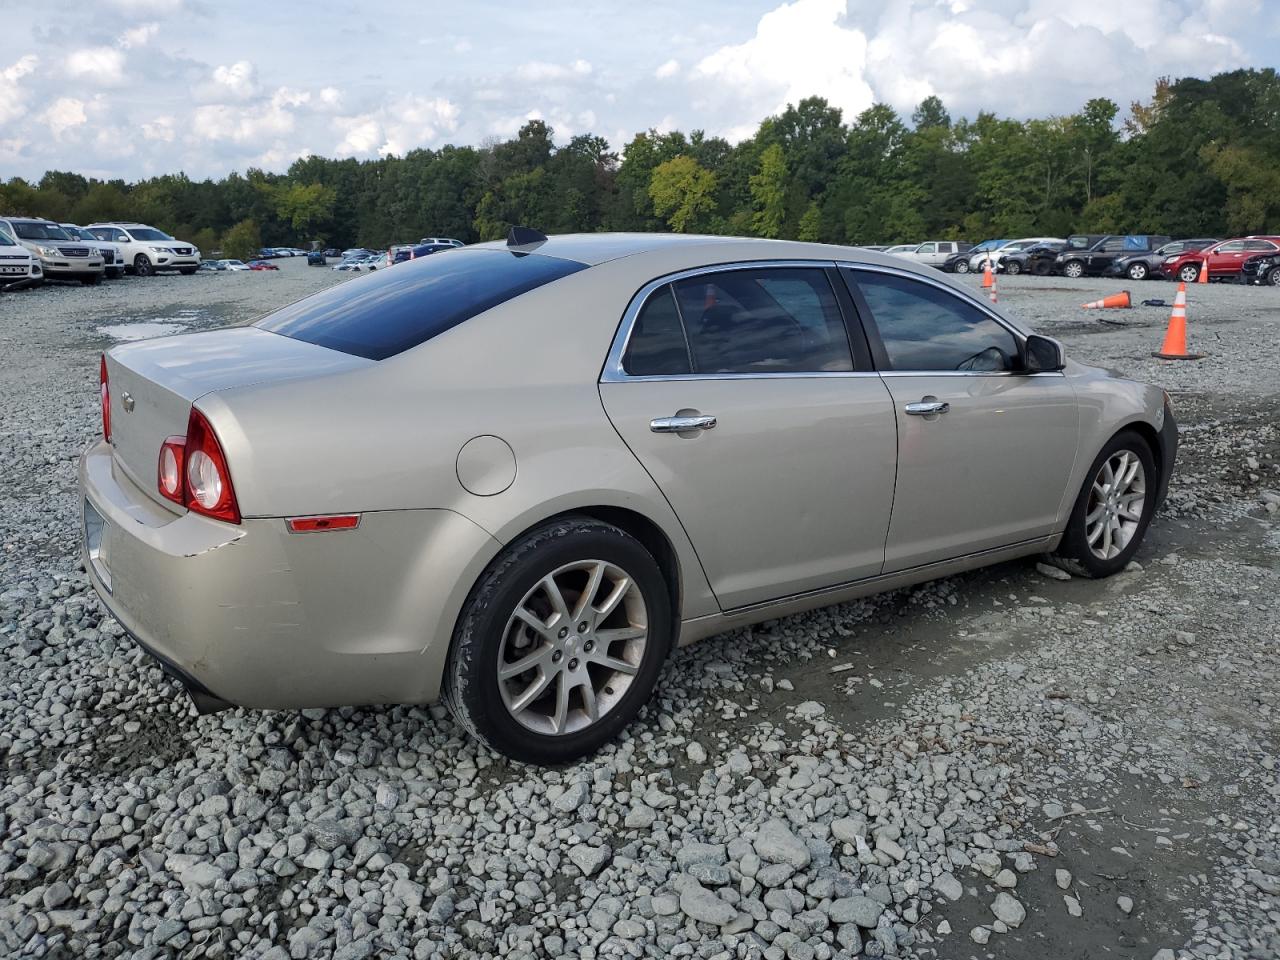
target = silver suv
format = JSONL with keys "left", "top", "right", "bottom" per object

{"left": 87, "top": 222, "right": 201, "bottom": 276}
{"left": 0, "top": 216, "right": 105, "bottom": 284}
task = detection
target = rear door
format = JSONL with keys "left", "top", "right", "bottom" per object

{"left": 1206, "top": 240, "right": 1246, "bottom": 276}
{"left": 600, "top": 264, "right": 898, "bottom": 609}
{"left": 842, "top": 266, "right": 1079, "bottom": 571}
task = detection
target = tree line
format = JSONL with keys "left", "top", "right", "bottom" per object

{"left": 2, "top": 69, "right": 1278, "bottom": 261}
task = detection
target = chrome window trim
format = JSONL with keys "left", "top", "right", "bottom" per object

{"left": 601, "top": 257, "right": 1065, "bottom": 383}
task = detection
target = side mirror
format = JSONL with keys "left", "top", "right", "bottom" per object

{"left": 1023, "top": 334, "right": 1065, "bottom": 373}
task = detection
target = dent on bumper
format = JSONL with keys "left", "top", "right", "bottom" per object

{"left": 79, "top": 440, "right": 501, "bottom": 710}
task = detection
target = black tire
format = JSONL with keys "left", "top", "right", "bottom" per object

{"left": 443, "top": 517, "right": 673, "bottom": 764}
{"left": 1005, "top": 260, "right": 1022, "bottom": 276}
{"left": 1062, "top": 260, "right": 1085, "bottom": 279}
{"left": 1266, "top": 266, "right": 1280, "bottom": 287}
{"left": 134, "top": 254, "right": 154, "bottom": 277}
{"left": 1127, "top": 262, "right": 1149, "bottom": 281}
{"left": 1032, "top": 259, "right": 1052, "bottom": 276}
{"left": 1047, "top": 429, "right": 1158, "bottom": 579}
{"left": 954, "top": 261, "right": 970, "bottom": 274}
{"left": 1178, "top": 264, "right": 1201, "bottom": 283}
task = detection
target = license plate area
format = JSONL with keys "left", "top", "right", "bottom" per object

{"left": 0, "top": 266, "right": 25, "bottom": 275}
{"left": 84, "top": 498, "right": 112, "bottom": 593}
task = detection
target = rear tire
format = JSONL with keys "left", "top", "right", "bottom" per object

{"left": 1047, "top": 430, "right": 1158, "bottom": 579}
{"left": 134, "top": 255, "right": 154, "bottom": 277}
{"left": 443, "top": 517, "right": 672, "bottom": 764}
{"left": 1033, "top": 259, "right": 1052, "bottom": 276}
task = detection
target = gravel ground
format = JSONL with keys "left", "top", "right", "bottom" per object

{"left": 1, "top": 261, "right": 1277, "bottom": 960}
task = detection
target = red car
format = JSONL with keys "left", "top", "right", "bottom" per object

{"left": 1159, "top": 236, "right": 1280, "bottom": 282}
{"left": 247, "top": 260, "right": 279, "bottom": 271}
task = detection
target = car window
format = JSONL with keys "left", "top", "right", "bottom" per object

{"left": 848, "top": 269, "right": 1019, "bottom": 373}
{"left": 259, "top": 248, "right": 588, "bottom": 361}
{"left": 623, "top": 286, "right": 692, "bottom": 377}
{"left": 0, "top": 225, "right": 15, "bottom": 245}
{"left": 916, "top": 243, "right": 936, "bottom": 254}
{"left": 1244, "top": 240, "right": 1278, "bottom": 251}
{"left": 1215, "top": 240, "right": 1245, "bottom": 253}
{"left": 669, "top": 268, "right": 853, "bottom": 375}
{"left": 1101, "top": 238, "right": 1127, "bottom": 252}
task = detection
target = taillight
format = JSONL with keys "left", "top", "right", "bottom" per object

{"left": 157, "top": 436, "right": 186, "bottom": 504}
{"left": 158, "top": 408, "right": 241, "bottom": 523}
{"left": 100, "top": 354, "right": 110, "bottom": 441}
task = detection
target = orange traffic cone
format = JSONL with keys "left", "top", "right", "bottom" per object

{"left": 988, "top": 270, "right": 998, "bottom": 304}
{"left": 981, "top": 257, "right": 994, "bottom": 289}
{"left": 1198, "top": 259, "right": 1209, "bottom": 284}
{"left": 1153, "top": 282, "right": 1203, "bottom": 360}
{"left": 1082, "top": 290, "right": 1131, "bottom": 309}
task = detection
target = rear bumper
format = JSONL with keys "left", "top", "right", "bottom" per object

{"left": 79, "top": 439, "right": 500, "bottom": 709}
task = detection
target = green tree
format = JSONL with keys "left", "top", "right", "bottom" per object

{"left": 274, "top": 182, "right": 337, "bottom": 237}
{"left": 648, "top": 156, "right": 717, "bottom": 233}
{"left": 221, "top": 219, "right": 262, "bottom": 260}
{"left": 749, "top": 144, "right": 788, "bottom": 238}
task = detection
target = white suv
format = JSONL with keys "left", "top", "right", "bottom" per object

{"left": 0, "top": 216, "right": 104, "bottom": 284}
{"left": 0, "top": 223, "right": 43, "bottom": 289}
{"left": 87, "top": 222, "right": 201, "bottom": 276}
{"left": 61, "top": 223, "right": 124, "bottom": 279}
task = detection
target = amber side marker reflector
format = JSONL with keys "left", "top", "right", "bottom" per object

{"left": 287, "top": 515, "right": 360, "bottom": 533}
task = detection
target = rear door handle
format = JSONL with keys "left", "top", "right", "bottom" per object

{"left": 650, "top": 414, "right": 717, "bottom": 433}
{"left": 904, "top": 400, "right": 950, "bottom": 417}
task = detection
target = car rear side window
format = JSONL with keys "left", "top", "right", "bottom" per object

{"left": 258, "top": 248, "right": 587, "bottom": 360}
{"left": 848, "top": 269, "right": 1018, "bottom": 372}
{"left": 673, "top": 268, "right": 853, "bottom": 374}
{"left": 623, "top": 286, "right": 692, "bottom": 376}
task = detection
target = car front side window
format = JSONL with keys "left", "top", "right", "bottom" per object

{"left": 848, "top": 269, "right": 1019, "bottom": 373}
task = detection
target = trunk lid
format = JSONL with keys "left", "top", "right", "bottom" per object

{"left": 105, "top": 326, "right": 373, "bottom": 509}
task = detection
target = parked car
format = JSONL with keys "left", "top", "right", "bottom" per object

{"left": 324, "top": 248, "right": 342, "bottom": 258}
{"left": 87, "top": 222, "right": 201, "bottom": 276}
{"left": 81, "top": 231, "right": 1176, "bottom": 762}
{"left": 391, "top": 242, "right": 455, "bottom": 264}
{"left": 307, "top": 251, "right": 328, "bottom": 266}
{"left": 1103, "top": 239, "right": 1218, "bottom": 281}
{"left": 1001, "top": 241, "right": 1067, "bottom": 276}
{"left": 1159, "top": 236, "right": 1280, "bottom": 283}
{"left": 1240, "top": 251, "right": 1280, "bottom": 286}
{"left": 197, "top": 261, "right": 221, "bottom": 273}
{"left": 0, "top": 216, "right": 104, "bottom": 284}
{"left": 61, "top": 224, "right": 124, "bottom": 279}
{"left": 970, "top": 237, "right": 1063, "bottom": 274}
{"left": 1054, "top": 235, "right": 1171, "bottom": 278}
{"left": 418, "top": 237, "right": 464, "bottom": 248}
{"left": 902, "top": 240, "right": 973, "bottom": 268}
{"left": 943, "top": 239, "right": 1005, "bottom": 273}
{"left": 247, "top": 260, "right": 279, "bottom": 271}
{"left": 341, "top": 247, "right": 372, "bottom": 258}
{"left": 0, "top": 222, "right": 43, "bottom": 290}
{"left": 221, "top": 259, "right": 251, "bottom": 272}
{"left": 883, "top": 244, "right": 919, "bottom": 256}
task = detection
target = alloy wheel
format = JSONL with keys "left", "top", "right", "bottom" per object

{"left": 1005, "top": 261, "right": 1022, "bottom": 275}
{"left": 955, "top": 262, "right": 969, "bottom": 274}
{"left": 1085, "top": 450, "right": 1147, "bottom": 561}
{"left": 1128, "top": 263, "right": 1148, "bottom": 280}
{"left": 497, "top": 560, "right": 648, "bottom": 736}
{"left": 1063, "top": 261, "right": 1084, "bottom": 278}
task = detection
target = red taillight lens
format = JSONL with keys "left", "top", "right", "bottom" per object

{"left": 182, "top": 408, "right": 240, "bottom": 524}
{"left": 157, "top": 436, "right": 186, "bottom": 503}
{"left": 100, "top": 354, "right": 110, "bottom": 441}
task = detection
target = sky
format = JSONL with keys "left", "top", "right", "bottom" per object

{"left": 0, "top": 0, "right": 1274, "bottom": 182}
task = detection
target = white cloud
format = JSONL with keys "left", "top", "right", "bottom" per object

{"left": 211, "top": 60, "right": 258, "bottom": 100}
{"left": 694, "top": 0, "right": 873, "bottom": 138}
{"left": 318, "top": 87, "right": 342, "bottom": 110}
{"left": 141, "top": 115, "right": 175, "bottom": 142}
{"left": 334, "top": 95, "right": 460, "bottom": 157}
{"left": 118, "top": 23, "right": 159, "bottom": 49}
{"left": 65, "top": 47, "right": 127, "bottom": 85}
{"left": 514, "top": 59, "right": 593, "bottom": 83}
{"left": 0, "top": 55, "right": 39, "bottom": 126}
{"left": 40, "top": 98, "right": 88, "bottom": 139}
{"left": 655, "top": 59, "right": 680, "bottom": 79}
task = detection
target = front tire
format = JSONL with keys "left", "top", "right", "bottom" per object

{"left": 1266, "top": 266, "right": 1280, "bottom": 287}
{"left": 1127, "top": 262, "right": 1149, "bottom": 281}
{"left": 1047, "top": 430, "right": 1158, "bottom": 578}
{"left": 1178, "top": 264, "right": 1201, "bottom": 283}
{"left": 134, "top": 254, "right": 154, "bottom": 277}
{"left": 1005, "top": 260, "right": 1022, "bottom": 276}
{"left": 443, "top": 517, "right": 672, "bottom": 764}
{"left": 954, "top": 261, "right": 970, "bottom": 274}
{"left": 1062, "top": 260, "right": 1085, "bottom": 279}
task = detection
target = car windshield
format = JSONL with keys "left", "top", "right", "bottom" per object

{"left": 258, "top": 248, "right": 588, "bottom": 361}
{"left": 0, "top": 226, "right": 15, "bottom": 245}
{"left": 13, "top": 221, "right": 73, "bottom": 241}
{"left": 127, "top": 227, "right": 175, "bottom": 241}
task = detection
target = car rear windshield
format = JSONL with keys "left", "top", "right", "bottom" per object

{"left": 257, "top": 248, "right": 588, "bottom": 360}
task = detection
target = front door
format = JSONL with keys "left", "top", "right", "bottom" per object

{"left": 843, "top": 267, "right": 1079, "bottom": 571}
{"left": 600, "top": 266, "right": 898, "bottom": 609}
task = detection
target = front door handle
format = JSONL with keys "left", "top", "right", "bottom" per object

{"left": 650, "top": 414, "right": 717, "bottom": 434}
{"left": 904, "top": 400, "right": 950, "bottom": 417}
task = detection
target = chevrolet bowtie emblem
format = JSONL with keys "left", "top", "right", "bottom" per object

{"left": 122, "top": 391, "right": 135, "bottom": 413}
